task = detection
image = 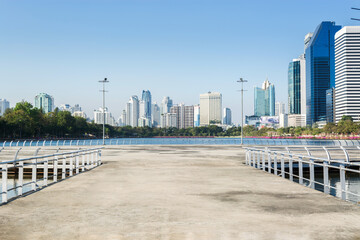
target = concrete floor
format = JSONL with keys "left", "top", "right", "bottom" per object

{"left": 1, "top": 145, "right": 360, "bottom": 240}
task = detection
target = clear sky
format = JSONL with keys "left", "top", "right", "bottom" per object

{"left": 0, "top": 0, "right": 358, "bottom": 124}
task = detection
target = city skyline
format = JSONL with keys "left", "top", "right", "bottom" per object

{"left": 0, "top": 1, "right": 359, "bottom": 124}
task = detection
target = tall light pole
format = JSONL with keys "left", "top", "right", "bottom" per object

{"left": 237, "top": 78, "right": 247, "bottom": 145}
{"left": 99, "top": 78, "right": 109, "bottom": 145}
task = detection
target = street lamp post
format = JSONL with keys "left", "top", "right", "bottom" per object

{"left": 99, "top": 78, "right": 109, "bottom": 145}
{"left": 237, "top": 78, "right": 247, "bottom": 145}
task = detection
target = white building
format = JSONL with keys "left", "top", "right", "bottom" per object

{"left": 0, "top": 99, "right": 10, "bottom": 116}
{"left": 288, "top": 114, "right": 306, "bottom": 127}
{"left": 200, "top": 92, "right": 222, "bottom": 126}
{"left": 161, "top": 113, "right": 177, "bottom": 128}
{"left": 93, "top": 107, "right": 117, "bottom": 126}
{"left": 126, "top": 96, "right": 139, "bottom": 127}
{"left": 222, "top": 108, "right": 232, "bottom": 125}
{"left": 35, "top": 93, "right": 54, "bottom": 113}
{"left": 170, "top": 104, "right": 194, "bottom": 129}
{"left": 275, "top": 102, "right": 286, "bottom": 116}
{"left": 279, "top": 113, "right": 288, "bottom": 128}
{"left": 335, "top": 26, "right": 360, "bottom": 123}
{"left": 299, "top": 54, "right": 307, "bottom": 117}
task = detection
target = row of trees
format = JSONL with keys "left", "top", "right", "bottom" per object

{"left": 1, "top": 102, "right": 359, "bottom": 140}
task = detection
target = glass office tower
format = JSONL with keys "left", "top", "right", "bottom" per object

{"left": 305, "top": 21, "right": 341, "bottom": 125}
{"left": 288, "top": 60, "right": 301, "bottom": 114}
{"left": 254, "top": 79, "right": 275, "bottom": 116}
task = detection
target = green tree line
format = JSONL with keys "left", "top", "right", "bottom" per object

{"left": 1, "top": 102, "right": 359, "bottom": 140}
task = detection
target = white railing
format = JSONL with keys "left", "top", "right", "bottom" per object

{"left": 1, "top": 138, "right": 360, "bottom": 146}
{"left": 245, "top": 146, "right": 360, "bottom": 203}
{"left": 0, "top": 147, "right": 103, "bottom": 204}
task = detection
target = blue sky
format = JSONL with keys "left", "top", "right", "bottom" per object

{"left": 0, "top": 0, "right": 358, "bottom": 124}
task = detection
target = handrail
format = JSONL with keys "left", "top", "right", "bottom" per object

{"left": 0, "top": 147, "right": 104, "bottom": 204}
{"left": 244, "top": 146, "right": 360, "bottom": 203}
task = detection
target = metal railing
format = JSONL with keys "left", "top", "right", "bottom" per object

{"left": 0, "top": 147, "right": 103, "bottom": 204}
{"left": 1, "top": 138, "right": 360, "bottom": 146}
{"left": 245, "top": 146, "right": 360, "bottom": 203}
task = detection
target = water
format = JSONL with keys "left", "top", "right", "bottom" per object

{"left": 1, "top": 137, "right": 360, "bottom": 147}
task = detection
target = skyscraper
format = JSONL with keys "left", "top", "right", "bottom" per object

{"left": 161, "top": 96, "right": 173, "bottom": 114}
{"left": 288, "top": 59, "right": 301, "bottom": 114}
{"left": 170, "top": 104, "right": 194, "bottom": 129}
{"left": 151, "top": 103, "right": 160, "bottom": 127}
{"left": 141, "top": 90, "right": 152, "bottom": 120}
{"left": 222, "top": 108, "right": 232, "bottom": 125}
{"left": 305, "top": 21, "right": 341, "bottom": 125}
{"left": 0, "top": 99, "right": 10, "bottom": 116}
{"left": 35, "top": 93, "right": 54, "bottom": 113}
{"left": 254, "top": 79, "right": 275, "bottom": 116}
{"left": 126, "top": 96, "right": 139, "bottom": 127}
{"left": 199, "top": 92, "right": 222, "bottom": 126}
{"left": 275, "top": 102, "right": 286, "bottom": 116}
{"left": 335, "top": 26, "right": 360, "bottom": 123}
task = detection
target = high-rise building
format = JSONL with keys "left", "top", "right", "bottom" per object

{"left": 199, "top": 92, "right": 222, "bottom": 126}
{"left": 118, "top": 110, "right": 127, "bottom": 127}
{"left": 222, "top": 108, "right": 232, "bottom": 125}
{"left": 141, "top": 90, "right": 152, "bottom": 120}
{"left": 275, "top": 102, "right": 286, "bottom": 116}
{"left": 161, "top": 96, "right": 173, "bottom": 114}
{"left": 288, "top": 59, "right": 301, "bottom": 114}
{"left": 35, "top": 93, "right": 54, "bottom": 113}
{"left": 194, "top": 105, "right": 200, "bottom": 127}
{"left": 93, "top": 107, "right": 117, "bottom": 126}
{"left": 73, "top": 104, "right": 82, "bottom": 112}
{"left": 305, "top": 21, "right": 341, "bottom": 125}
{"left": 335, "top": 26, "right": 360, "bottom": 123}
{"left": 126, "top": 96, "right": 139, "bottom": 127}
{"left": 151, "top": 103, "right": 160, "bottom": 127}
{"left": 170, "top": 104, "right": 194, "bottom": 128}
{"left": 161, "top": 113, "right": 177, "bottom": 128}
{"left": 254, "top": 79, "right": 275, "bottom": 116}
{"left": 161, "top": 96, "right": 173, "bottom": 127}
{"left": 0, "top": 99, "right": 10, "bottom": 116}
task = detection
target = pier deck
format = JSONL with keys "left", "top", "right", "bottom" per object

{"left": 0, "top": 145, "right": 360, "bottom": 239}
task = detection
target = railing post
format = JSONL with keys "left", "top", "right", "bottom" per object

{"left": 44, "top": 158, "right": 48, "bottom": 186}
{"left": 245, "top": 150, "right": 249, "bottom": 165}
{"left": 257, "top": 151, "right": 260, "bottom": 169}
{"left": 75, "top": 154, "right": 79, "bottom": 174}
{"left": 274, "top": 153, "right": 278, "bottom": 176}
{"left": 32, "top": 159, "right": 37, "bottom": 191}
{"left": 268, "top": 151, "right": 271, "bottom": 173}
{"left": 87, "top": 152, "right": 90, "bottom": 170}
{"left": 54, "top": 156, "right": 58, "bottom": 182}
{"left": 18, "top": 160, "right": 24, "bottom": 195}
{"left": 2, "top": 164, "right": 8, "bottom": 203}
{"left": 95, "top": 150, "right": 99, "bottom": 166}
{"left": 69, "top": 155, "right": 73, "bottom": 176}
{"left": 98, "top": 150, "right": 102, "bottom": 165}
{"left": 340, "top": 163, "right": 346, "bottom": 200}
{"left": 281, "top": 153, "right": 285, "bottom": 178}
{"left": 323, "top": 147, "right": 331, "bottom": 194}
{"left": 309, "top": 158, "right": 314, "bottom": 189}
{"left": 82, "top": 153, "right": 85, "bottom": 172}
{"left": 262, "top": 149, "right": 266, "bottom": 171}
{"left": 299, "top": 156, "right": 303, "bottom": 185}
{"left": 62, "top": 157, "right": 66, "bottom": 179}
